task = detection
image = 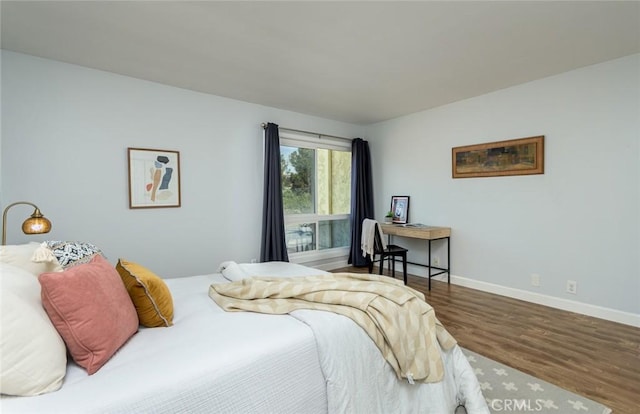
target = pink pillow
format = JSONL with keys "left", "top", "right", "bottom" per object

{"left": 39, "top": 255, "right": 139, "bottom": 375}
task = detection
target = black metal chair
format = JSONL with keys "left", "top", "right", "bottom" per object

{"left": 367, "top": 222, "right": 408, "bottom": 284}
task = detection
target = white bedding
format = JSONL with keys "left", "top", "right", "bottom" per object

{"left": 292, "top": 310, "right": 487, "bottom": 413}
{"left": 1, "top": 273, "right": 327, "bottom": 414}
{"left": 220, "top": 262, "right": 488, "bottom": 414}
{"left": 2, "top": 262, "right": 488, "bottom": 414}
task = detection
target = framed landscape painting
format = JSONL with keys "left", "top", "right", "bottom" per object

{"left": 452, "top": 136, "right": 544, "bottom": 179}
{"left": 128, "top": 148, "right": 181, "bottom": 208}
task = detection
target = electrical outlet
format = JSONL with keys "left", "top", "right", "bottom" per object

{"left": 250, "top": 258, "right": 257, "bottom": 264}
{"left": 531, "top": 274, "right": 540, "bottom": 287}
{"left": 432, "top": 256, "right": 440, "bottom": 266}
{"left": 566, "top": 280, "right": 577, "bottom": 294}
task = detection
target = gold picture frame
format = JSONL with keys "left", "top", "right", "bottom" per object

{"left": 452, "top": 136, "right": 544, "bottom": 179}
{"left": 128, "top": 147, "right": 181, "bottom": 209}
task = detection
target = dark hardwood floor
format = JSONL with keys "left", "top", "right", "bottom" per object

{"left": 333, "top": 266, "right": 640, "bottom": 414}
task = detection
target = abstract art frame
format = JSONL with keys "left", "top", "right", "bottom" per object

{"left": 128, "top": 147, "right": 181, "bottom": 209}
{"left": 452, "top": 135, "right": 544, "bottom": 178}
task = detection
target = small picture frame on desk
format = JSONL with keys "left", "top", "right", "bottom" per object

{"left": 390, "top": 196, "right": 409, "bottom": 224}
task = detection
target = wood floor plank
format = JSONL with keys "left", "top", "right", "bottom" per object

{"left": 332, "top": 266, "right": 640, "bottom": 414}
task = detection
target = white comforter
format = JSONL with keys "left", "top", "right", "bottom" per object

{"left": 2, "top": 261, "right": 488, "bottom": 414}
{"left": 222, "top": 262, "right": 489, "bottom": 414}
{"left": 1, "top": 273, "right": 327, "bottom": 414}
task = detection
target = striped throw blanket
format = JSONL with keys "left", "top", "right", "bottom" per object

{"left": 209, "top": 272, "right": 456, "bottom": 383}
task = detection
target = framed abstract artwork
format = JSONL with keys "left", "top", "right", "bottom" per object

{"left": 128, "top": 148, "right": 181, "bottom": 209}
{"left": 390, "top": 196, "right": 410, "bottom": 224}
{"left": 452, "top": 136, "right": 544, "bottom": 178}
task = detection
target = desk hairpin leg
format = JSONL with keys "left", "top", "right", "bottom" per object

{"left": 427, "top": 237, "right": 451, "bottom": 290}
{"left": 386, "top": 234, "right": 392, "bottom": 274}
{"left": 380, "top": 224, "right": 451, "bottom": 291}
{"left": 429, "top": 240, "right": 432, "bottom": 291}
{"left": 447, "top": 237, "right": 451, "bottom": 284}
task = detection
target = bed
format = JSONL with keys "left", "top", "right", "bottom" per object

{"left": 1, "top": 249, "right": 488, "bottom": 414}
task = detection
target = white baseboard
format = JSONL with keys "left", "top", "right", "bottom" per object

{"left": 319, "top": 261, "right": 639, "bottom": 327}
{"left": 430, "top": 273, "right": 640, "bottom": 328}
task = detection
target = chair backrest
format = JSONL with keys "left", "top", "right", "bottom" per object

{"left": 373, "top": 222, "right": 385, "bottom": 253}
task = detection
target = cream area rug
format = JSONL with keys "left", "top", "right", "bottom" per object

{"left": 461, "top": 348, "right": 612, "bottom": 414}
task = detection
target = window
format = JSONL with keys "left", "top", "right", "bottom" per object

{"left": 280, "top": 132, "right": 351, "bottom": 258}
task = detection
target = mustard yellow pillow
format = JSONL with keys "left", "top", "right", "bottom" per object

{"left": 115, "top": 259, "right": 173, "bottom": 327}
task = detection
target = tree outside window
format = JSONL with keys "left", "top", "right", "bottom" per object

{"left": 281, "top": 144, "right": 351, "bottom": 255}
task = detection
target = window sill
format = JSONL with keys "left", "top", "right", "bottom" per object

{"left": 288, "top": 247, "right": 349, "bottom": 266}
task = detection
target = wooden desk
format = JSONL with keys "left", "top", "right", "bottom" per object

{"left": 379, "top": 224, "right": 451, "bottom": 290}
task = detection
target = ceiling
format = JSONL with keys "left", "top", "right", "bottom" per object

{"left": 2, "top": 1, "right": 639, "bottom": 125}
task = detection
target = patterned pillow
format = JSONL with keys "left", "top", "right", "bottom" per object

{"left": 44, "top": 241, "right": 103, "bottom": 269}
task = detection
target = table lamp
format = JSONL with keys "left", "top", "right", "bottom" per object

{"left": 2, "top": 201, "right": 52, "bottom": 245}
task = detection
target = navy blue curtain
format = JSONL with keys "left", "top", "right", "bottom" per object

{"left": 260, "top": 123, "right": 289, "bottom": 262}
{"left": 348, "top": 138, "right": 374, "bottom": 267}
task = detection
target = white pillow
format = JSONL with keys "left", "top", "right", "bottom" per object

{"left": 0, "top": 242, "right": 63, "bottom": 276}
{"left": 0, "top": 263, "right": 67, "bottom": 396}
{"left": 219, "top": 261, "right": 329, "bottom": 281}
{"left": 218, "top": 261, "right": 249, "bottom": 282}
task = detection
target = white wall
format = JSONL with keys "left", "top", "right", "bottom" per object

{"left": 2, "top": 50, "right": 638, "bottom": 322}
{"left": 1, "top": 51, "right": 362, "bottom": 277}
{"left": 365, "top": 54, "right": 640, "bottom": 317}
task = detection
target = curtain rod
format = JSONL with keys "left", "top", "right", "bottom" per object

{"left": 260, "top": 123, "right": 352, "bottom": 142}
